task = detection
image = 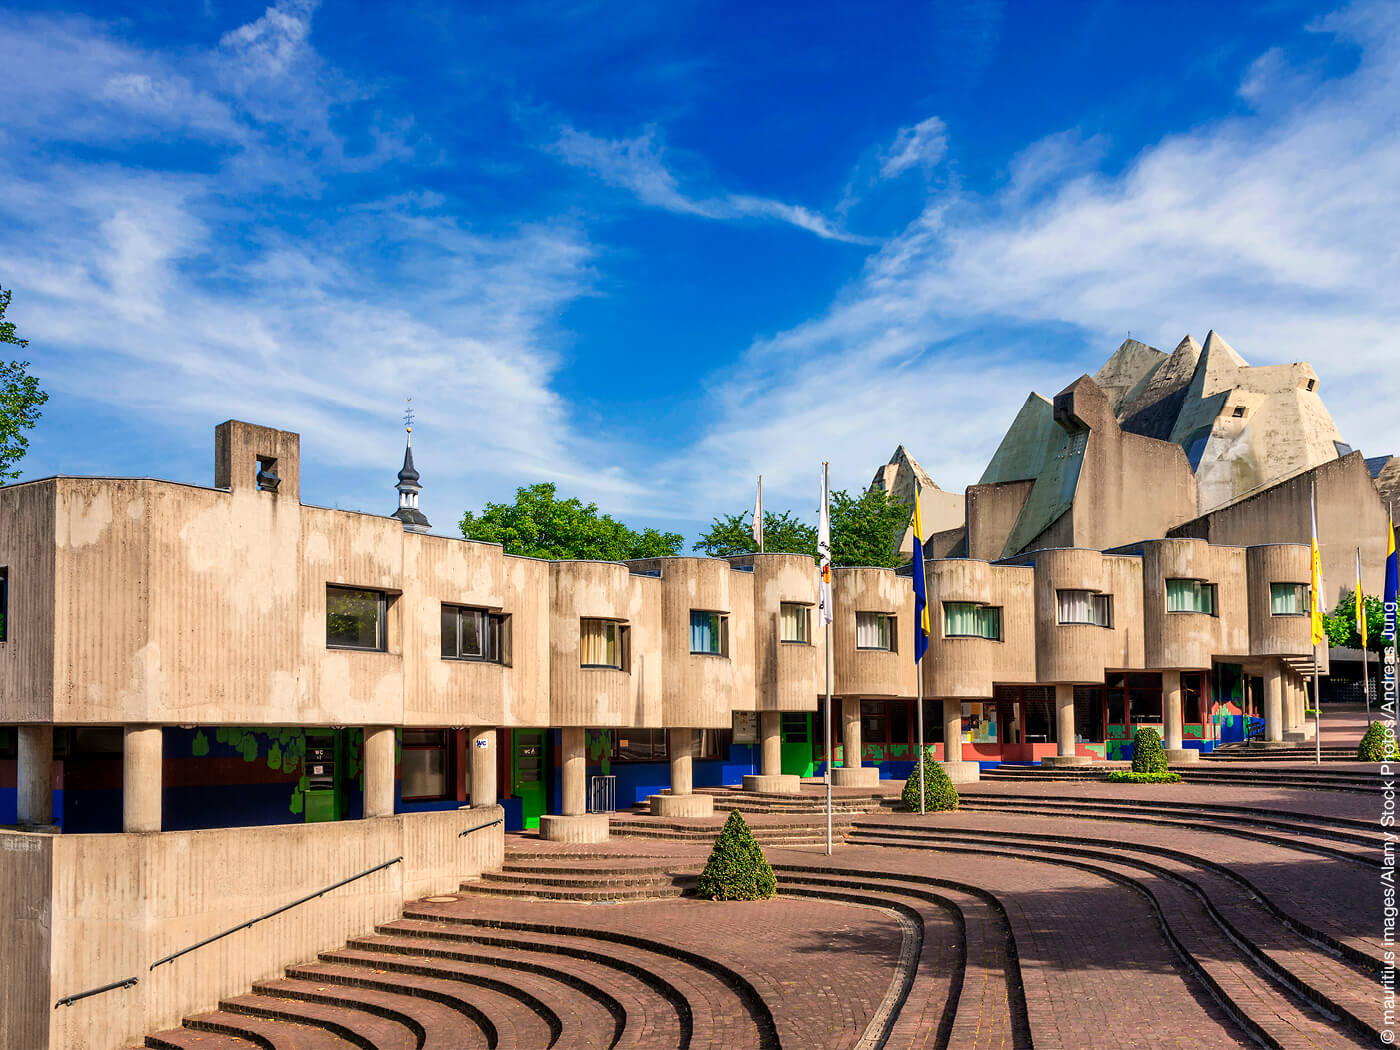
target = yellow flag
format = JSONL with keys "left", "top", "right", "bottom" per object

{"left": 1310, "top": 490, "right": 1326, "bottom": 646}
{"left": 1356, "top": 548, "right": 1367, "bottom": 649}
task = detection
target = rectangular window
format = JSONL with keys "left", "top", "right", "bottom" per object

{"left": 943, "top": 602, "right": 1002, "bottom": 640}
{"left": 918, "top": 699, "right": 944, "bottom": 744}
{"left": 779, "top": 602, "right": 810, "bottom": 643}
{"left": 581, "top": 618, "right": 626, "bottom": 669}
{"left": 1129, "top": 673, "right": 1163, "bottom": 723}
{"left": 1269, "top": 583, "right": 1308, "bottom": 616}
{"left": 401, "top": 729, "right": 451, "bottom": 800}
{"left": 1166, "top": 578, "right": 1217, "bottom": 615}
{"left": 860, "top": 700, "right": 888, "bottom": 745}
{"left": 441, "top": 605, "right": 506, "bottom": 662}
{"left": 855, "top": 611, "right": 895, "bottom": 650}
{"left": 326, "top": 586, "right": 386, "bottom": 650}
{"left": 689, "top": 610, "right": 729, "bottom": 655}
{"left": 1056, "top": 589, "right": 1112, "bottom": 627}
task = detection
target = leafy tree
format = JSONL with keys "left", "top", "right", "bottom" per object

{"left": 693, "top": 509, "right": 816, "bottom": 557}
{"left": 1323, "top": 589, "right": 1387, "bottom": 654}
{"left": 696, "top": 810, "right": 776, "bottom": 901}
{"left": 459, "top": 482, "right": 683, "bottom": 560}
{"left": 692, "top": 487, "right": 911, "bottom": 568}
{"left": 0, "top": 286, "right": 48, "bottom": 484}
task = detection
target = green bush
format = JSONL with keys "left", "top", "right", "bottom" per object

{"left": 1131, "top": 727, "right": 1168, "bottom": 774}
{"left": 1108, "top": 770, "right": 1181, "bottom": 784}
{"left": 902, "top": 747, "right": 960, "bottom": 812}
{"left": 1358, "top": 721, "right": 1398, "bottom": 762}
{"left": 696, "top": 810, "right": 776, "bottom": 901}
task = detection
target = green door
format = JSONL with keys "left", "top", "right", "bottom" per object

{"left": 303, "top": 731, "right": 343, "bottom": 823}
{"left": 512, "top": 731, "right": 547, "bottom": 830}
{"left": 779, "top": 713, "right": 815, "bottom": 777}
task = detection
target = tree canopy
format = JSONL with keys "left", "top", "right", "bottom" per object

{"left": 693, "top": 487, "right": 911, "bottom": 568}
{"left": 459, "top": 482, "right": 684, "bottom": 560}
{"left": 0, "top": 286, "right": 48, "bottom": 484}
{"left": 1323, "top": 590, "right": 1387, "bottom": 654}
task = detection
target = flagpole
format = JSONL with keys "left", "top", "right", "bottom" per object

{"left": 755, "top": 475, "right": 764, "bottom": 555}
{"left": 1312, "top": 481, "right": 1322, "bottom": 765}
{"left": 1360, "top": 546, "right": 1371, "bottom": 717}
{"left": 916, "top": 647, "right": 925, "bottom": 816}
{"left": 823, "top": 461, "right": 833, "bottom": 857}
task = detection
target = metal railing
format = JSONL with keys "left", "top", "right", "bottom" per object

{"left": 460, "top": 816, "right": 503, "bottom": 837}
{"left": 54, "top": 976, "right": 139, "bottom": 1010}
{"left": 148, "top": 855, "right": 403, "bottom": 972}
{"left": 589, "top": 775, "right": 617, "bottom": 814}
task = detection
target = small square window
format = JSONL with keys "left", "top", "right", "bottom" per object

{"left": 1232, "top": 406, "right": 1246, "bottom": 418}
{"left": 943, "top": 602, "right": 1002, "bottom": 640}
{"left": 441, "top": 605, "right": 506, "bottom": 662}
{"left": 855, "top": 611, "right": 896, "bottom": 650}
{"left": 401, "top": 729, "right": 452, "bottom": 800}
{"left": 1306, "top": 379, "right": 1316, "bottom": 391}
{"left": 256, "top": 456, "right": 280, "bottom": 492}
{"left": 1269, "top": 583, "right": 1308, "bottom": 616}
{"left": 326, "top": 586, "right": 387, "bottom": 650}
{"left": 581, "top": 618, "right": 628, "bottom": 669}
{"left": 689, "top": 610, "right": 729, "bottom": 656}
{"left": 1166, "top": 578, "right": 1217, "bottom": 615}
{"left": 779, "top": 602, "right": 810, "bottom": 643}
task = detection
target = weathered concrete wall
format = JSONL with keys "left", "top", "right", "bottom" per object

{"left": 1247, "top": 544, "right": 1315, "bottom": 658}
{"left": 728, "top": 554, "right": 823, "bottom": 713}
{"left": 831, "top": 567, "right": 916, "bottom": 698}
{"left": 0, "top": 831, "right": 52, "bottom": 1050}
{"left": 965, "top": 481, "right": 1033, "bottom": 562}
{"left": 1140, "top": 539, "right": 1249, "bottom": 670}
{"left": 923, "top": 560, "right": 1036, "bottom": 699}
{"left": 29, "top": 808, "right": 502, "bottom": 1050}
{"left": 0, "top": 480, "right": 56, "bottom": 723}
{"left": 1032, "top": 549, "right": 1145, "bottom": 684}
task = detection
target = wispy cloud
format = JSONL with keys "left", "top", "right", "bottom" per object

{"left": 879, "top": 116, "right": 948, "bottom": 180}
{"left": 674, "top": 0, "right": 1400, "bottom": 517}
{"left": 551, "top": 125, "right": 873, "bottom": 244}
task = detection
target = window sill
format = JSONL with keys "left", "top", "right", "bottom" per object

{"left": 1269, "top": 612, "right": 1306, "bottom": 618}
{"left": 689, "top": 650, "right": 729, "bottom": 658}
{"left": 942, "top": 635, "right": 1001, "bottom": 642}
{"left": 442, "top": 656, "right": 505, "bottom": 664}
{"left": 326, "top": 644, "right": 390, "bottom": 653}
{"left": 855, "top": 646, "right": 896, "bottom": 652}
{"left": 779, "top": 639, "right": 811, "bottom": 645}
{"left": 581, "top": 664, "right": 625, "bottom": 671}
{"left": 1165, "top": 611, "right": 1217, "bottom": 617}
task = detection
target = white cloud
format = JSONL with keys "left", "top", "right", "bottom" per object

{"left": 879, "top": 116, "right": 948, "bottom": 179}
{"left": 676, "top": 0, "right": 1400, "bottom": 518}
{"left": 551, "top": 125, "right": 873, "bottom": 244}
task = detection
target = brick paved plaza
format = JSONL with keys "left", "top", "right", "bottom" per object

{"left": 135, "top": 707, "right": 1385, "bottom": 1048}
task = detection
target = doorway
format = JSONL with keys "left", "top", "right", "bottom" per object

{"left": 779, "top": 713, "right": 814, "bottom": 777}
{"left": 511, "top": 730, "right": 547, "bottom": 830}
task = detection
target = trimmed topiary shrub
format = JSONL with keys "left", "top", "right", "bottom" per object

{"left": 1131, "top": 727, "right": 1168, "bottom": 774}
{"left": 1358, "top": 721, "right": 1398, "bottom": 762}
{"left": 1108, "top": 770, "right": 1181, "bottom": 784}
{"left": 696, "top": 810, "right": 776, "bottom": 901}
{"left": 902, "top": 747, "right": 959, "bottom": 812}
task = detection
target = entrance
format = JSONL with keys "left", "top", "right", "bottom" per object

{"left": 511, "top": 730, "right": 547, "bottom": 830}
{"left": 303, "top": 731, "right": 343, "bottom": 823}
{"left": 779, "top": 713, "right": 815, "bottom": 777}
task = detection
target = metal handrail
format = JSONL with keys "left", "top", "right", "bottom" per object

{"left": 148, "top": 855, "right": 403, "bottom": 972}
{"left": 54, "top": 975, "right": 139, "bottom": 1010}
{"left": 460, "top": 817, "right": 503, "bottom": 837}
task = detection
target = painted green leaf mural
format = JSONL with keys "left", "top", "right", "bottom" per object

{"left": 191, "top": 730, "right": 209, "bottom": 757}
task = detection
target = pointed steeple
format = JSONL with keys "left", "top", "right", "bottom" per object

{"left": 392, "top": 399, "right": 431, "bottom": 533}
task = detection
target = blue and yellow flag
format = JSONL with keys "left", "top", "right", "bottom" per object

{"left": 1356, "top": 548, "right": 1368, "bottom": 649}
{"left": 1310, "top": 488, "right": 1326, "bottom": 647}
{"left": 1385, "top": 508, "right": 1398, "bottom": 641}
{"left": 911, "top": 482, "right": 930, "bottom": 663}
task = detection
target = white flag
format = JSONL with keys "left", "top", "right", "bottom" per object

{"left": 753, "top": 475, "right": 764, "bottom": 552}
{"left": 817, "top": 466, "right": 833, "bottom": 625}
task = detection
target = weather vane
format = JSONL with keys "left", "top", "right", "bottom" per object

{"left": 403, "top": 397, "right": 415, "bottom": 435}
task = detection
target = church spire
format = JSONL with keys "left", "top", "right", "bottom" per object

{"left": 392, "top": 398, "right": 431, "bottom": 533}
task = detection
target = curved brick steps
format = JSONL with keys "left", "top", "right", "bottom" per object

{"left": 469, "top": 869, "right": 694, "bottom": 901}
{"left": 849, "top": 826, "right": 1378, "bottom": 1047}
{"left": 956, "top": 795, "right": 1381, "bottom": 864}
{"left": 1202, "top": 746, "right": 1359, "bottom": 763}
{"left": 608, "top": 816, "right": 855, "bottom": 846}
{"left": 144, "top": 1028, "right": 267, "bottom": 1050}
{"left": 341, "top": 933, "right": 627, "bottom": 1047}
{"left": 773, "top": 867, "right": 1027, "bottom": 1049}
{"left": 246, "top": 976, "right": 486, "bottom": 1050}
{"left": 1176, "top": 768, "right": 1381, "bottom": 793}
{"left": 177, "top": 1009, "right": 358, "bottom": 1049}
{"left": 219, "top": 992, "right": 414, "bottom": 1050}
{"left": 282, "top": 962, "right": 507, "bottom": 1047}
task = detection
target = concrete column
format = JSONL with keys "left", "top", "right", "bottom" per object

{"left": 123, "top": 725, "right": 163, "bottom": 833}
{"left": 469, "top": 727, "right": 497, "bottom": 807}
{"left": 363, "top": 727, "right": 395, "bottom": 818}
{"left": 939, "top": 699, "right": 979, "bottom": 783}
{"left": 1264, "top": 661, "right": 1285, "bottom": 744}
{"left": 841, "top": 698, "right": 862, "bottom": 769}
{"left": 16, "top": 725, "right": 53, "bottom": 826}
{"left": 760, "top": 711, "right": 781, "bottom": 776}
{"left": 1055, "top": 684, "right": 1076, "bottom": 758}
{"left": 667, "top": 728, "right": 694, "bottom": 796}
{"left": 1163, "top": 670, "right": 1183, "bottom": 751}
{"left": 561, "top": 726, "right": 586, "bottom": 816}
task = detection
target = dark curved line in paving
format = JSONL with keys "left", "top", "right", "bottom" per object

{"left": 351, "top": 936, "right": 628, "bottom": 1050}
{"left": 320, "top": 950, "right": 565, "bottom": 1048}
{"left": 970, "top": 794, "right": 1378, "bottom": 834}
{"left": 853, "top": 821, "right": 1384, "bottom": 975}
{"left": 248, "top": 982, "right": 428, "bottom": 1049}
{"left": 853, "top": 828, "right": 1379, "bottom": 1046}
{"left": 180, "top": 1016, "right": 279, "bottom": 1049}
{"left": 392, "top": 919, "right": 694, "bottom": 1049}
{"left": 423, "top": 916, "right": 782, "bottom": 1050}
{"left": 219, "top": 996, "right": 384, "bottom": 1050}
{"left": 771, "top": 863, "right": 1034, "bottom": 1050}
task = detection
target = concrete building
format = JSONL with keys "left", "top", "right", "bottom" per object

{"left": 869, "top": 445, "right": 965, "bottom": 556}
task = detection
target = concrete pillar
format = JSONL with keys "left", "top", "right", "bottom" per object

{"left": 940, "top": 699, "right": 979, "bottom": 783}
{"left": 469, "top": 727, "right": 497, "bottom": 807}
{"left": 363, "top": 727, "right": 395, "bottom": 818}
{"left": 1163, "top": 670, "right": 1183, "bottom": 751}
{"left": 123, "top": 725, "right": 163, "bottom": 833}
{"left": 1264, "top": 662, "right": 1285, "bottom": 744}
{"left": 561, "top": 726, "right": 586, "bottom": 816}
{"left": 667, "top": 728, "right": 694, "bottom": 796}
{"left": 1056, "top": 684, "right": 1076, "bottom": 758}
{"left": 16, "top": 725, "right": 53, "bottom": 826}
{"left": 760, "top": 711, "right": 781, "bottom": 776}
{"left": 743, "top": 711, "right": 800, "bottom": 794}
{"left": 841, "top": 698, "right": 862, "bottom": 769}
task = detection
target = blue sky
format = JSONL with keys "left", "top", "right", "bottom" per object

{"left": 2, "top": 0, "right": 1397, "bottom": 544}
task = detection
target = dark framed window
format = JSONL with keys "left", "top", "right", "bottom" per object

{"left": 918, "top": 699, "right": 945, "bottom": 744}
{"left": 855, "top": 611, "right": 896, "bottom": 650}
{"left": 608, "top": 728, "right": 730, "bottom": 763}
{"left": 401, "top": 729, "right": 451, "bottom": 800}
{"left": 780, "top": 602, "right": 810, "bottom": 643}
{"left": 1166, "top": 578, "right": 1217, "bottom": 615}
{"left": 326, "top": 586, "right": 387, "bottom": 650}
{"left": 943, "top": 602, "right": 1002, "bottom": 640}
{"left": 1182, "top": 671, "right": 1207, "bottom": 724}
{"left": 441, "top": 605, "right": 507, "bottom": 663}
{"left": 689, "top": 610, "right": 729, "bottom": 656}
{"left": 780, "top": 712, "right": 809, "bottom": 743}
{"left": 1128, "top": 673, "right": 1164, "bottom": 723}
{"left": 1056, "top": 589, "right": 1112, "bottom": 627}
{"left": 581, "top": 618, "right": 629, "bottom": 669}
{"left": 1269, "top": 583, "right": 1308, "bottom": 616}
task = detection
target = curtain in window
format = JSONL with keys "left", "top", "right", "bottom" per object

{"left": 1166, "top": 579, "right": 1210, "bottom": 613}
{"left": 943, "top": 602, "right": 980, "bottom": 637}
{"left": 780, "top": 603, "right": 808, "bottom": 642}
{"left": 980, "top": 606, "right": 1002, "bottom": 640}
{"left": 1092, "top": 594, "right": 1112, "bottom": 627}
{"left": 1058, "top": 590, "right": 1093, "bottom": 624}
{"left": 690, "top": 611, "right": 720, "bottom": 653}
{"left": 1270, "top": 583, "right": 1305, "bottom": 615}
{"left": 581, "top": 619, "right": 617, "bottom": 666}
{"left": 856, "top": 612, "right": 889, "bottom": 649}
